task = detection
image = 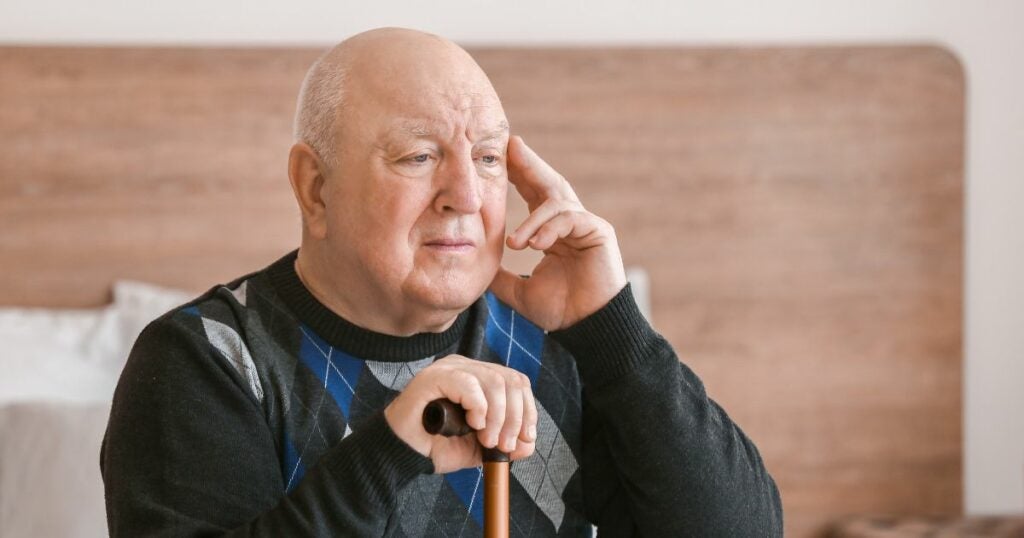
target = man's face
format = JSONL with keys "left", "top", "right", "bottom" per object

{"left": 320, "top": 73, "right": 509, "bottom": 318}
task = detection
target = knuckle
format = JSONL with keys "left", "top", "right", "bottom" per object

{"left": 500, "top": 370, "right": 529, "bottom": 389}
{"left": 452, "top": 369, "right": 475, "bottom": 383}
{"left": 504, "top": 418, "right": 522, "bottom": 433}
{"left": 451, "top": 374, "right": 482, "bottom": 398}
{"left": 487, "top": 390, "right": 506, "bottom": 411}
{"left": 487, "top": 369, "right": 508, "bottom": 388}
{"left": 557, "top": 200, "right": 580, "bottom": 214}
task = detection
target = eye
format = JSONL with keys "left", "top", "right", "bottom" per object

{"left": 409, "top": 154, "right": 431, "bottom": 164}
{"left": 479, "top": 154, "right": 501, "bottom": 166}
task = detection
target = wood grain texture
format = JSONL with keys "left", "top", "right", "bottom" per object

{"left": 0, "top": 45, "right": 964, "bottom": 537}
{"left": 0, "top": 47, "right": 316, "bottom": 305}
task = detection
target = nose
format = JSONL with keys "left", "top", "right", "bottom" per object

{"left": 433, "top": 151, "right": 483, "bottom": 215}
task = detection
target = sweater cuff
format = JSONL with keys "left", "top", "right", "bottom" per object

{"left": 548, "top": 283, "right": 659, "bottom": 389}
{"left": 320, "top": 410, "right": 434, "bottom": 507}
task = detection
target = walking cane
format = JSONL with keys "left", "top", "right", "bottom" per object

{"left": 422, "top": 398, "right": 510, "bottom": 538}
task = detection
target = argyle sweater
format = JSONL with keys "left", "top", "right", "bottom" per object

{"left": 100, "top": 249, "right": 783, "bottom": 537}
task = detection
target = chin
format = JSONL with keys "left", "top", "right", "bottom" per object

{"left": 407, "top": 270, "right": 493, "bottom": 313}
{"left": 426, "top": 283, "right": 486, "bottom": 311}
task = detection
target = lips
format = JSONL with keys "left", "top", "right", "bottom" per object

{"left": 423, "top": 237, "right": 476, "bottom": 253}
{"left": 424, "top": 238, "right": 475, "bottom": 247}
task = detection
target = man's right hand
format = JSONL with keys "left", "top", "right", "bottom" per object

{"left": 383, "top": 355, "right": 538, "bottom": 474}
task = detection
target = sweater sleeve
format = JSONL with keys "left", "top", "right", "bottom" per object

{"left": 100, "top": 313, "right": 434, "bottom": 537}
{"left": 549, "top": 284, "right": 784, "bottom": 537}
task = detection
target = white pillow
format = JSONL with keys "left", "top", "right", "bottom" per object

{"left": 112, "top": 279, "right": 193, "bottom": 360}
{"left": 0, "top": 401, "right": 110, "bottom": 538}
{"left": 0, "top": 282, "right": 192, "bottom": 536}
{"left": 0, "top": 280, "right": 193, "bottom": 405}
{"left": 0, "top": 304, "right": 122, "bottom": 404}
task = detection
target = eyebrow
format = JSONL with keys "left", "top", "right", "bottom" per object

{"left": 385, "top": 119, "right": 510, "bottom": 143}
{"left": 477, "top": 121, "right": 510, "bottom": 143}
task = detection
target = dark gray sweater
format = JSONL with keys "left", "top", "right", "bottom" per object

{"left": 100, "top": 249, "right": 783, "bottom": 536}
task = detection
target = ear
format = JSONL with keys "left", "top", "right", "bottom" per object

{"left": 288, "top": 142, "right": 329, "bottom": 240}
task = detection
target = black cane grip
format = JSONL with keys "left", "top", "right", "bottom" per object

{"left": 423, "top": 398, "right": 511, "bottom": 462}
{"left": 422, "top": 398, "right": 474, "bottom": 436}
{"left": 483, "top": 447, "right": 510, "bottom": 462}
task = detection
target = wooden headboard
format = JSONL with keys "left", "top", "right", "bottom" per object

{"left": 0, "top": 45, "right": 964, "bottom": 537}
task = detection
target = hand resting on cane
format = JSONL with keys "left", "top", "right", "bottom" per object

{"left": 384, "top": 354, "right": 538, "bottom": 474}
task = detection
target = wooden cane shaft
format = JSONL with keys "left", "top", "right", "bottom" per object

{"left": 484, "top": 460, "right": 510, "bottom": 538}
{"left": 423, "top": 399, "right": 511, "bottom": 537}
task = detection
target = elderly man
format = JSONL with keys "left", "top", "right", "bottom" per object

{"left": 101, "top": 27, "right": 782, "bottom": 536}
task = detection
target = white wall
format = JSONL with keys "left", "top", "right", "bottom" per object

{"left": 2, "top": 0, "right": 1021, "bottom": 515}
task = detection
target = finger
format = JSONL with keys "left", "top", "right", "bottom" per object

{"left": 518, "top": 377, "right": 538, "bottom": 445}
{"left": 446, "top": 368, "right": 489, "bottom": 431}
{"left": 478, "top": 371, "right": 507, "bottom": 449}
{"left": 507, "top": 135, "right": 580, "bottom": 207}
{"left": 488, "top": 267, "right": 526, "bottom": 312}
{"left": 528, "top": 210, "right": 608, "bottom": 252}
{"left": 508, "top": 439, "right": 535, "bottom": 461}
{"left": 499, "top": 374, "right": 525, "bottom": 453}
{"left": 507, "top": 198, "right": 581, "bottom": 250}
{"left": 527, "top": 211, "right": 579, "bottom": 252}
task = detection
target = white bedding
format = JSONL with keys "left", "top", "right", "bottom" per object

{"left": 0, "top": 280, "right": 192, "bottom": 538}
{"left": 0, "top": 280, "right": 192, "bottom": 404}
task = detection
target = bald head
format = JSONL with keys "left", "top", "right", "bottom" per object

{"left": 287, "top": 27, "right": 511, "bottom": 334}
{"left": 293, "top": 27, "right": 500, "bottom": 168}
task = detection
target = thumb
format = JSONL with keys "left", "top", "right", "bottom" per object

{"left": 488, "top": 267, "right": 525, "bottom": 312}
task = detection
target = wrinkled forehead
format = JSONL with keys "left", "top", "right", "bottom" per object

{"left": 386, "top": 85, "right": 502, "bottom": 119}
{"left": 355, "top": 82, "right": 508, "bottom": 143}
{"left": 337, "top": 41, "right": 508, "bottom": 140}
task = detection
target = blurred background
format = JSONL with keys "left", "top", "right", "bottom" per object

{"left": 0, "top": 1, "right": 1021, "bottom": 536}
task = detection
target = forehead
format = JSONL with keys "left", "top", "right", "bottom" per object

{"left": 344, "top": 59, "right": 508, "bottom": 142}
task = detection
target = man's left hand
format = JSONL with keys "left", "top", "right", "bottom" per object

{"left": 489, "top": 135, "right": 628, "bottom": 332}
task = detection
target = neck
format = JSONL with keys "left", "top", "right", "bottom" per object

{"left": 295, "top": 247, "right": 459, "bottom": 337}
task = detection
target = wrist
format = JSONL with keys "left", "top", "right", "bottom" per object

{"left": 384, "top": 399, "right": 432, "bottom": 457}
{"left": 549, "top": 283, "right": 660, "bottom": 388}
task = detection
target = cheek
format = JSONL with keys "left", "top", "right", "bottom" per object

{"left": 368, "top": 189, "right": 436, "bottom": 273}
{"left": 353, "top": 183, "right": 421, "bottom": 235}
{"left": 484, "top": 182, "right": 507, "bottom": 229}
{"left": 329, "top": 184, "right": 418, "bottom": 263}
{"left": 480, "top": 186, "right": 508, "bottom": 250}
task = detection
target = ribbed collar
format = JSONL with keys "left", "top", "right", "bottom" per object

{"left": 266, "top": 249, "right": 472, "bottom": 362}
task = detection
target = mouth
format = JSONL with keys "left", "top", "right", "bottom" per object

{"left": 423, "top": 238, "right": 476, "bottom": 253}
